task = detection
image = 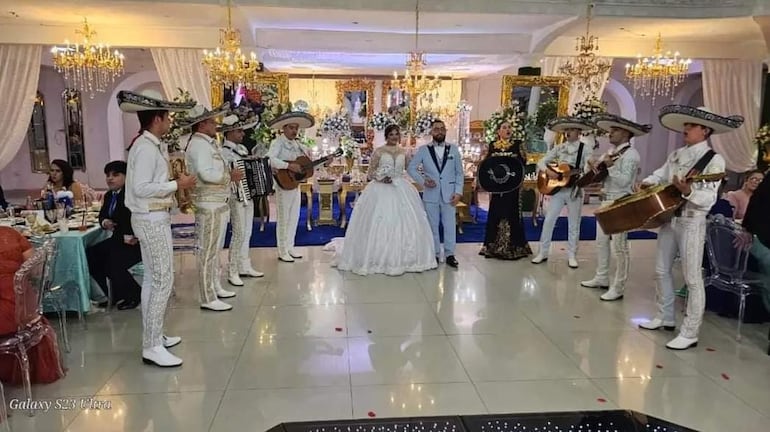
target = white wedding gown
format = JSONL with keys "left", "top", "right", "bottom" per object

{"left": 326, "top": 146, "right": 437, "bottom": 276}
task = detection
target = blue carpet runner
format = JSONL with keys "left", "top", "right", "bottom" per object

{"left": 176, "top": 194, "right": 656, "bottom": 248}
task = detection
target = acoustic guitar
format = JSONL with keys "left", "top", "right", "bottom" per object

{"left": 575, "top": 146, "right": 631, "bottom": 188}
{"left": 273, "top": 148, "right": 343, "bottom": 190}
{"left": 536, "top": 162, "right": 581, "bottom": 195}
{"left": 594, "top": 172, "right": 725, "bottom": 235}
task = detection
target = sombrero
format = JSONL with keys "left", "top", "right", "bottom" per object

{"left": 659, "top": 105, "right": 744, "bottom": 135}
{"left": 546, "top": 116, "right": 595, "bottom": 133}
{"left": 218, "top": 106, "right": 260, "bottom": 133}
{"left": 176, "top": 102, "right": 231, "bottom": 128}
{"left": 117, "top": 89, "right": 195, "bottom": 113}
{"left": 269, "top": 112, "right": 315, "bottom": 130}
{"left": 477, "top": 153, "right": 524, "bottom": 194}
{"left": 594, "top": 113, "right": 652, "bottom": 137}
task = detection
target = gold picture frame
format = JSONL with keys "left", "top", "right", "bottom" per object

{"left": 501, "top": 75, "right": 571, "bottom": 163}
{"left": 335, "top": 78, "right": 375, "bottom": 125}
{"left": 211, "top": 72, "right": 290, "bottom": 107}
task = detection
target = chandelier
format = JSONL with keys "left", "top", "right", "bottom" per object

{"left": 50, "top": 18, "right": 125, "bottom": 98}
{"left": 202, "top": 0, "right": 262, "bottom": 90}
{"left": 624, "top": 33, "right": 692, "bottom": 104}
{"left": 558, "top": 2, "right": 612, "bottom": 96}
{"left": 391, "top": 0, "right": 441, "bottom": 130}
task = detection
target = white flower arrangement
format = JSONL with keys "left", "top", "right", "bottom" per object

{"left": 754, "top": 124, "right": 770, "bottom": 149}
{"left": 55, "top": 190, "right": 74, "bottom": 200}
{"left": 298, "top": 131, "right": 316, "bottom": 148}
{"left": 415, "top": 111, "right": 438, "bottom": 137}
{"left": 320, "top": 112, "right": 352, "bottom": 137}
{"left": 340, "top": 135, "right": 358, "bottom": 159}
{"left": 484, "top": 101, "right": 527, "bottom": 144}
{"left": 570, "top": 97, "right": 608, "bottom": 136}
{"left": 160, "top": 88, "right": 196, "bottom": 152}
{"left": 367, "top": 112, "right": 396, "bottom": 131}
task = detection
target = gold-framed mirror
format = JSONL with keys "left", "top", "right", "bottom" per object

{"left": 501, "top": 75, "right": 571, "bottom": 163}
{"left": 62, "top": 88, "right": 86, "bottom": 170}
{"left": 27, "top": 91, "right": 50, "bottom": 173}
{"left": 335, "top": 78, "right": 374, "bottom": 126}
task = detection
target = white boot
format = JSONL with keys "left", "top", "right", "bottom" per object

{"left": 278, "top": 254, "right": 295, "bottom": 262}
{"left": 228, "top": 273, "right": 244, "bottom": 287}
{"left": 289, "top": 250, "right": 303, "bottom": 259}
{"left": 215, "top": 277, "right": 236, "bottom": 298}
{"left": 581, "top": 277, "right": 609, "bottom": 289}
{"left": 568, "top": 256, "right": 578, "bottom": 269}
{"left": 240, "top": 268, "right": 264, "bottom": 278}
{"left": 201, "top": 299, "right": 233, "bottom": 311}
{"left": 162, "top": 335, "right": 182, "bottom": 348}
{"left": 600, "top": 288, "right": 624, "bottom": 301}
{"left": 142, "top": 346, "right": 183, "bottom": 367}
{"left": 531, "top": 253, "right": 548, "bottom": 264}
{"left": 666, "top": 335, "right": 698, "bottom": 350}
{"left": 639, "top": 317, "right": 675, "bottom": 331}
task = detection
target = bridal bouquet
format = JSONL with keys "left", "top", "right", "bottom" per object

{"left": 320, "top": 112, "right": 351, "bottom": 137}
{"left": 415, "top": 111, "right": 438, "bottom": 137}
{"left": 367, "top": 112, "right": 396, "bottom": 131}
{"left": 484, "top": 101, "right": 526, "bottom": 144}
{"left": 570, "top": 97, "right": 607, "bottom": 136}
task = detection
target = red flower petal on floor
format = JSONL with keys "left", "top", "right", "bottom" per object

{"left": 655, "top": 364, "right": 664, "bottom": 369}
{"left": 721, "top": 373, "right": 730, "bottom": 380}
{"left": 596, "top": 398, "right": 607, "bottom": 403}
{"left": 367, "top": 411, "right": 376, "bottom": 417}
{"left": 706, "top": 347, "right": 716, "bottom": 352}
{"left": 335, "top": 327, "right": 343, "bottom": 332}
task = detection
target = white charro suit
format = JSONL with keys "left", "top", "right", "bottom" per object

{"left": 267, "top": 135, "right": 308, "bottom": 259}
{"left": 221, "top": 141, "right": 257, "bottom": 277}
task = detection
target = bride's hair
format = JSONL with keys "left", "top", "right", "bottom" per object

{"left": 384, "top": 124, "right": 400, "bottom": 138}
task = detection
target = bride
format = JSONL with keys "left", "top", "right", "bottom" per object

{"left": 326, "top": 124, "right": 437, "bottom": 276}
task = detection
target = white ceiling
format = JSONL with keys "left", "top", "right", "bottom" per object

{"left": 1, "top": 0, "right": 769, "bottom": 77}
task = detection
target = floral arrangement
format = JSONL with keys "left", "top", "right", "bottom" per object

{"left": 160, "top": 88, "right": 196, "bottom": 153}
{"left": 55, "top": 190, "right": 74, "bottom": 209}
{"left": 754, "top": 124, "right": 770, "bottom": 148}
{"left": 367, "top": 112, "right": 396, "bottom": 131}
{"left": 320, "top": 111, "right": 352, "bottom": 137}
{"left": 570, "top": 97, "right": 607, "bottom": 136}
{"left": 298, "top": 130, "right": 316, "bottom": 148}
{"left": 340, "top": 135, "right": 358, "bottom": 159}
{"left": 415, "top": 111, "right": 438, "bottom": 137}
{"left": 484, "top": 100, "right": 527, "bottom": 144}
{"left": 528, "top": 96, "right": 558, "bottom": 131}
{"left": 249, "top": 100, "right": 295, "bottom": 145}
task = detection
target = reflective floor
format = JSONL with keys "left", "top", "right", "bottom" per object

{"left": 4, "top": 240, "right": 770, "bottom": 432}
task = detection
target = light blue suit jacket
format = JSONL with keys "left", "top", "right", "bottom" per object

{"left": 407, "top": 142, "right": 464, "bottom": 203}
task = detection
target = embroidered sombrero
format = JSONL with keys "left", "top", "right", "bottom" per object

{"left": 477, "top": 151, "right": 525, "bottom": 194}
{"left": 594, "top": 113, "right": 652, "bottom": 137}
{"left": 218, "top": 105, "right": 260, "bottom": 133}
{"left": 269, "top": 112, "right": 315, "bottom": 130}
{"left": 659, "top": 105, "right": 744, "bottom": 135}
{"left": 176, "top": 102, "right": 231, "bottom": 128}
{"left": 117, "top": 89, "right": 195, "bottom": 113}
{"left": 546, "top": 116, "right": 595, "bottom": 133}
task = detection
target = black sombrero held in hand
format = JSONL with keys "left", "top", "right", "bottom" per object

{"left": 268, "top": 112, "right": 315, "bottom": 130}
{"left": 658, "top": 105, "right": 743, "bottom": 135}
{"left": 117, "top": 89, "right": 195, "bottom": 113}
{"left": 477, "top": 154, "right": 525, "bottom": 194}
{"left": 593, "top": 113, "right": 652, "bottom": 137}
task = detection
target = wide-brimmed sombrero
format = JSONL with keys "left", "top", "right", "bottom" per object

{"left": 177, "top": 102, "right": 231, "bottom": 128}
{"left": 269, "top": 112, "right": 315, "bottom": 130}
{"left": 546, "top": 116, "right": 595, "bottom": 133}
{"left": 117, "top": 89, "right": 195, "bottom": 113}
{"left": 218, "top": 106, "right": 260, "bottom": 133}
{"left": 659, "top": 105, "right": 744, "bottom": 135}
{"left": 477, "top": 153, "right": 524, "bottom": 194}
{"left": 594, "top": 113, "right": 652, "bottom": 137}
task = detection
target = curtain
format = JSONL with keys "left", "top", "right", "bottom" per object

{"left": 542, "top": 56, "right": 613, "bottom": 111}
{"left": 150, "top": 48, "right": 211, "bottom": 109}
{"left": 702, "top": 59, "right": 762, "bottom": 172}
{"left": 0, "top": 45, "right": 42, "bottom": 171}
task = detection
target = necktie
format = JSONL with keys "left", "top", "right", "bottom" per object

{"left": 108, "top": 192, "right": 118, "bottom": 217}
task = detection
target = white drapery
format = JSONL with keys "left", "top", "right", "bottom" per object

{"left": 702, "top": 59, "right": 762, "bottom": 172}
{"left": 150, "top": 48, "right": 211, "bottom": 108}
{"left": 542, "top": 56, "right": 613, "bottom": 112}
{"left": 0, "top": 44, "right": 42, "bottom": 171}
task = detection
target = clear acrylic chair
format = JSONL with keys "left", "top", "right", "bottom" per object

{"left": 0, "top": 380, "right": 9, "bottom": 430}
{"left": 0, "top": 238, "right": 65, "bottom": 417}
{"left": 704, "top": 214, "right": 764, "bottom": 341}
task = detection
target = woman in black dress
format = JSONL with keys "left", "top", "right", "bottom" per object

{"left": 479, "top": 121, "right": 532, "bottom": 260}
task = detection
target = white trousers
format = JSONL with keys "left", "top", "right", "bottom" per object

{"left": 538, "top": 188, "right": 583, "bottom": 257}
{"left": 131, "top": 211, "right": 174, "bottom": 350}
{"left": 195, "top": 202, "right": 229, "bottom": 304}
{"left": 228, "top": 197, "right": 255, "bottom": 275}
{"left": 594, "top": 199, "right": 630, "bottom": 290}
{"left": 654, "top": 216, "right": 707, "bottom": 338}
{"left": 275, "top": 186, "right": 300, "bottom": 256}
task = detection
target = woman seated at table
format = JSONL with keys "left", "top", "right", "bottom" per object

{"left": 42, "top": 159, "right": 85, "bottom": 204}
{"left": 724, "top": 170, "right": 764, "bottom": 220}
{"left": 0, "top": 227, "right": 65, "bottom": 384}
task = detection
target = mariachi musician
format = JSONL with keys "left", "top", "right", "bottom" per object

{"left": 531, "top": 117, "right": 594, "bottom": 269}
{"left": 580, "top": 114, "right": 649, "bottom": 301}
{"left": 638, "top": 105, "right": 742, "bottom": 350}
{"left": 219, "top": 106, "right": 265, "bottom": 286}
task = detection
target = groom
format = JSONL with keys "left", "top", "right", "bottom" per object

{"left": 408, "top": 119, "right": 464, "bottom": 268}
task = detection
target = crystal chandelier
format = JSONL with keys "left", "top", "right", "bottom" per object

{"left": 558, "top": 3, "right": 612, "bottom": 96}
{"left": 202, "top": 0, "right": 262, "bottom": 90}
{"left": 50, "top": 18, "right": 125, "bottom": 98}
{"left": 624, "top": 33, "right": 692, "bottom": 104}
{"left": 391, "top": 0, "right": 441, "bottom": 130}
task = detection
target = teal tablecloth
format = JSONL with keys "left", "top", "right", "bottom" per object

{"left": 48, "top": 226, "right": 110, "bottom": 313}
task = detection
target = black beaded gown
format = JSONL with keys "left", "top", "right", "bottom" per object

{"left": 480, "top": 140, "right": 533, "bottom": 260}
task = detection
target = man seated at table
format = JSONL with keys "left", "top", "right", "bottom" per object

{"left": 86, "top": 161, "right": 142, "bottom": 310}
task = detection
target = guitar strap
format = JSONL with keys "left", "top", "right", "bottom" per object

{"left": 567, "top": 141, "right": 586, "bottom": 190}
{"left": 685, "top": 149, "right": 716, "bottom": 178}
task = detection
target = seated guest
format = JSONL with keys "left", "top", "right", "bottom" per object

{"left": 86, "top": 161, "right": 141, "bottom": 310}
{"left": 724, "top": 170, "right": 764, "bottom": 220}
{"left": 43, "top": 159, "right": 85, "bottom": 203}
{"left": 736, "top": 173, "right": 770, "bottom": 312}
{"left": 0, "top": 227, "right": 65, "bottom": 384}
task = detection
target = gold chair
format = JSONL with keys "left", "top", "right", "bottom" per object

{"left": 456, "top": 177, "right": 476, "bottom": 233}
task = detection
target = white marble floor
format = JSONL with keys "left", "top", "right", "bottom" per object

{"left": 4, "top": 240, "right": 770, "bottom": 432}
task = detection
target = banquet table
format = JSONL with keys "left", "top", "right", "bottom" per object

{"left": 48, "top": 225, "right": 110, "bottom": 313}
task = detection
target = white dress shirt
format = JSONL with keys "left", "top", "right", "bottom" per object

{"left": 267, "top": 135, "right": 309, "bottom": 171}
{"left": 221, "top": 140, "right": 250, "bottom": 166}
{"left": 642, "top": 141, "right": 725, "bottom": 213}
{"left": 125, "top": 131, "right": 177, "bottom": 214}
{"left": 601, "top": 142, "right": 640, "bottom": 199}
{"left": 537, "top": 138, "right": 593, "bottom": 173}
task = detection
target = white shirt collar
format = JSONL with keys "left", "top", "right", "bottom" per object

{"left": 142, "top": 130, "right": 162, "bottom": 146}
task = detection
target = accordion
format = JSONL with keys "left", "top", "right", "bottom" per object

{"left": 233, "top": 158, "right": 273, "bottom": 201}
